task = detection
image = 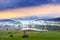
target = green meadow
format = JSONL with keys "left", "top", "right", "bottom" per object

{"left": 0, "top": 30, "right": 60, "bottom": 40}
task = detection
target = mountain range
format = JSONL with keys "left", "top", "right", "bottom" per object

{"left": 0, "top": 16, "right": 60, "bottom": 23}
{"left": 13, "top": 16, "right": 60, "bottom": 21}
{"left": 51, "top": 17, "right": 60, "bottom": 21}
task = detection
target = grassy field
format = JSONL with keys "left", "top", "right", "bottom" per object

{"left": 0, "top": 30, "right": 60, "bottom": 40}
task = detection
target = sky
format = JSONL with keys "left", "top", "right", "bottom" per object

{"left": 0, "top": 0, "right": 60, "bottom": 19}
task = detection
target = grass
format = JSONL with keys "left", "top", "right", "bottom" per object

{"left": 0, "top": 30, "right": 60, "bottom": 40}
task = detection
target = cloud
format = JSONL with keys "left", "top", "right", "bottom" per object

{"left": 0, "top": 4, "right": 60, "bottom": 19}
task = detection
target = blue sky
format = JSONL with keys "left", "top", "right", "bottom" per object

{"left": 0, "top": 0, "right": 60, "bottom": 10}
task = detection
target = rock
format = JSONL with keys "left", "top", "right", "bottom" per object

{"left": 10, "top": 34, "right": 13, "bottom": 37}
{"left": 22, "top": 34, "right": 29, "bottom": 38}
